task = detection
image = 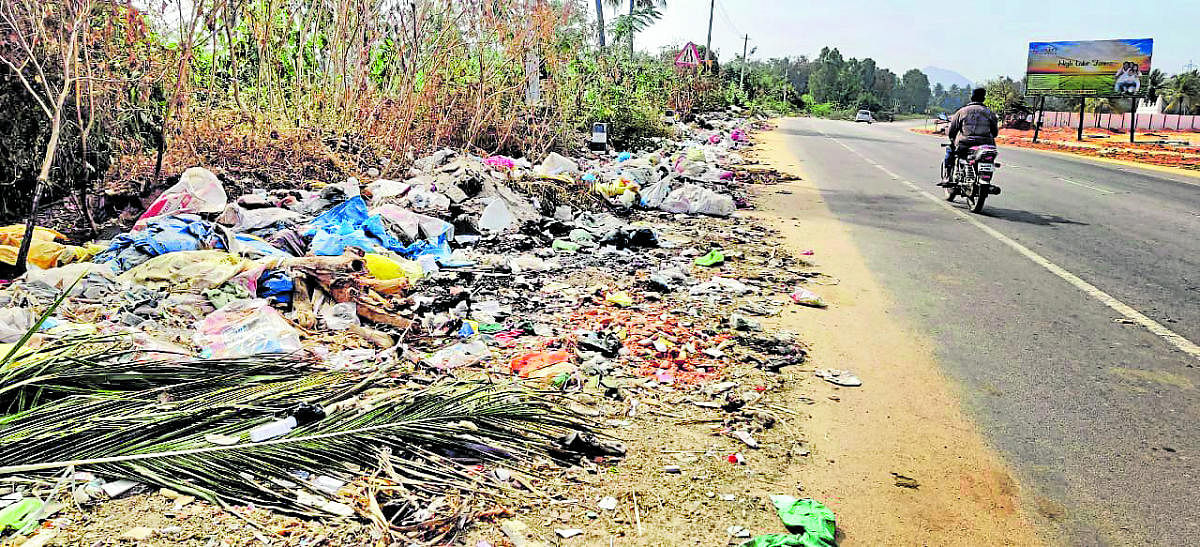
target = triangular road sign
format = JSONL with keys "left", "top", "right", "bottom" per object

{"left": 675, "top": 42, "right": 701, "bottom": 68}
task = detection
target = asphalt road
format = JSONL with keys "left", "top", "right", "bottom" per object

{"left": 776, "top": 117, "right": 1199, "bottom": 545}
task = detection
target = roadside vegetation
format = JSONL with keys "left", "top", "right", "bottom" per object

{"left": 0, "top": 0, "right": 790, "bottom": 251}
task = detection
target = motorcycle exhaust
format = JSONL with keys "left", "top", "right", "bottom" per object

{"left": 988, "top": 186, "right": 1002, "bottom": 195}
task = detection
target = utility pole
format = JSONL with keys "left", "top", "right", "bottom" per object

{"left": 739, "top": 34, "right": 749, "bottom": 91}
{"left": 704, "top": 0, "right": 714, "bottom": 70}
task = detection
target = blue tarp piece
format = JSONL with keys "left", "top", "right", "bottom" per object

{"left": 234, "top": 234, "right": 292, "bottom": 258}
{"left": 303, "top": 195, "right": 420, "bottom": 256}
{"left": 258, "top": 269, "right": 294, "bottom": 306}
{"left": 94, "top": 214, "right": 225, "bottom": 273}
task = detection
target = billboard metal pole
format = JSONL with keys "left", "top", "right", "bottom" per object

{"left": 1033, "top": 96, "right": 1046, "bottom": 143}
{"left": 1077, "top": 100, "right": 1085, "bottom": 141}
{"left": 1130, "top": 98, "right": 1137, "bottom": 143}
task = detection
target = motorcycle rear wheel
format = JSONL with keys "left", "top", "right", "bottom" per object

{"left": 966, "top": 184, "right": 987, "bottom": 213}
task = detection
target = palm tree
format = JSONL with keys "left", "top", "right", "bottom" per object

{"left": 1143, "top": 68, "right": 1167, "bottom": 106}
{"left": 594, "top": 0, "right": 605, "bottom": 47}
{"left": 605, "top": 0, "right": 665, "bottom": 56}
{"left": 1163, "top": 71, "right": 1200, "bottom": 114}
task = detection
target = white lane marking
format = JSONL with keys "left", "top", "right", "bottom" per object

{"left": 1055, "top": 176, "right": 1116, "bottom": 195}
{"left": 821, "top": 130, "right": 1200, "bottom": 362}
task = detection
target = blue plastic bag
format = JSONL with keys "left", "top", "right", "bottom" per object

{"left": 303, "top": 196, "right": 368, "bottom": 237}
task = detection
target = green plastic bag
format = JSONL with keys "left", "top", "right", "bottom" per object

{"left": 741, "top": 496, "right": 837, "bottom": 547}
{"left": 0, "top": 498, "right": 44, "bottom": 532}
{"left": 552, "top": 239, "right": 581, "bottom": 253}
{"left": 695, "top": 249, "right": 725, "bottom": 267}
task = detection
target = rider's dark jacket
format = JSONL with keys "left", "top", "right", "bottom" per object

{"left": 948, "top": 102, "right": 999, "bottom": 149}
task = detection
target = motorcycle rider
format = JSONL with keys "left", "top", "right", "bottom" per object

{"left": 942, "top": 87, "right": 999, "bottom": 184}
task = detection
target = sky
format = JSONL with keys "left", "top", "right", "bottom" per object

{"left": 627, "top": 0, "right": 1200, "bottom": 83}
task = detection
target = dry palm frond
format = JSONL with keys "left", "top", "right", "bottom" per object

{"left": 0, "top": 379, "right": 587, "bottom": 518}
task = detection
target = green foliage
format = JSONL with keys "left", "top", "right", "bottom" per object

{"left": 898, "top": 69, "right": 932, "bottom": 114}
{"left": 983, "top": 76, "right": 1029, "bottom": 119}
{"left": 1163, "top": 70, "right": 1200, "bottom": 114}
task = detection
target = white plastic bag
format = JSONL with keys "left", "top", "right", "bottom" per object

{"left": 322, "top": 302, "right": 360, "bottom": 330}
{"left": 639, "top": 178, "right": 673, "bottom": 208}
{"left": 660, "top": 184, "right": 735, "bottom": 217}
{"left": 135, "top": 167, "right": 227, "bottom": 229}
{"left": 535, "top": 152, "right": 580, "bottom": 176}
{"left": 479, "top": 199, "right": 516, "bottom": 232}
{"left": 425, "top": 340, "right": 489, "bottom": 370}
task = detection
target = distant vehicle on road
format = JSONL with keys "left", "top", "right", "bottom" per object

{"left": 874, "top": 110, "right": 895, "bottom": 122}
{"left": 854, "top": 110, "right": 874, "bottom": 124}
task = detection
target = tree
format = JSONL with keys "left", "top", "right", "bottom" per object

{"left": 983, "top": 77, "right": 1031, "bottom": 126}
{"left": 898, "top": 69, "right": 931, "bottom": 113}
{"left": 1143, "top": 68, "right": 1167, "bottom": 106}
{"left": 872, "top": 68, "right": 897, "bottom": 109}
{"left": 807, "top": 47, "right": 844, "bottom": 104}
{"left": 606, "top": 0, "right": 665, "bottom": 56}
{"left": 0, "top": 0, "right": 96, "bottom": 272}
{"left": 1163, "top": 71, "right": 1200, "bottom": 114}
{"left": 594, "top": 0, "right": 606, "bottom": 47}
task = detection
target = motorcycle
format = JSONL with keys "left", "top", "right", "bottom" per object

{"left": 940, "top": 144, "right": 1002, "bottom": 213}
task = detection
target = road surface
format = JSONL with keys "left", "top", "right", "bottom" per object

{"left": 775, "top": 117, "right": 1199, "bottom": 545}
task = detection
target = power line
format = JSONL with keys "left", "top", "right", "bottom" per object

{"left": 714, "top": 0, "right": 740, "bottom": 37}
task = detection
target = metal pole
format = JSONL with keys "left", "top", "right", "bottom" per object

{"left": 1033, "top": 95, "right": 1046, "bottom": 143}
{"left": 704, "top": 0, "right": 714, "bottom": 70}
{"left": 1130, "top": 97, "right": 1137, "bottom": 143}
{"left": 1077, "top": 99, "right": 1085, "bottom": 141}
{"left": 739, "top": 34, "right": 748, "bottom": 91}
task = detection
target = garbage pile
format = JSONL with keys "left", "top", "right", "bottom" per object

{"left": 0, "top": 113, "right": 829, "bottom": 544}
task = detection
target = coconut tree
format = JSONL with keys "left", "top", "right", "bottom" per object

{"left": 1163, "top": 70, "right": 1200, "bottom": 114}
{"left": 594, "top": 0, "right": 605, "bottom": 47}
{"left": 1143, "top": 68, "right": 1167, "bottom": 106}
{"left": 605, "top": 0, "right": 666, "bottom": 56}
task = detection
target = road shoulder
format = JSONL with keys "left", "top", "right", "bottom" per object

{"left": 746, "top": 122, "right": 1044, "bottom": 545}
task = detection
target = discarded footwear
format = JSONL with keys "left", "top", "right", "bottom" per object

{"left": 814, "top": 369, "right": 862, "bottom": 387}
{"left": 695, "top": 249, "right": 726, "bottom": 267}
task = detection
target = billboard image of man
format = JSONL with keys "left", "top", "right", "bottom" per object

{"left": 1114, "top": 61, "right": 1141, "bottom": 94}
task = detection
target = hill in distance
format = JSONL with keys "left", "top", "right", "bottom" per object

{"left": 922, "top": 66, "right": 973, "bottom": 90}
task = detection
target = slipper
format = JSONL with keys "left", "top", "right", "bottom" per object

{"left": 815, "top": 369, "right": 862, "bottom": 387}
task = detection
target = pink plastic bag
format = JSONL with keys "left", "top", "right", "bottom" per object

{"left": 484, "top": 156, "right": 516, "bottom": 171}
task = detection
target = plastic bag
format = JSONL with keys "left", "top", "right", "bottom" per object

{"left": 193, "top": 299, "right": 301, "bottom": 358}
{"left": 478, "top": 198, "right": 516, "bottom": 232}
{"left": 304, "top": 196, "right": 369, "bottom": 237}
{"left": 322, "top": 302, "right": 360, "bottom": 330}
{"left": 366, "top": 179, "right": 410, "bottom": 202}
{"left": 120, "top": 250, "right": 251, "bottom": 292}
{"left": 510, "top": 350, "right": 572, "bottom": 377}
{"left": 0, "top": 308, "right": 33, "bottom": 343}
{"left": 639, "top": 179, "right": 673, "bottom": 208}
{"left": 365, "top": 253, "right": 423, "bottom": 281}
{"left": 790, "top": 287, "right": 826, "bottom": 308}
{"left": 135, "top": 167, "right": 227, "bottom": 229}
{"left": 425, "top": 340, "right": 489, "bottom": 370}
{"left": 535, "top": 152, "right": 579, "bottom": 176}
{"left": 484, "top": 155, "right": 516, "bottom": 171}
{"left": 660, "top": 184, "right": 735, "bottom": 217}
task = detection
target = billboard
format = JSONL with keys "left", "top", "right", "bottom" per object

{"left": 1025, "top": 38, "right": 1153, "bottom": 96}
